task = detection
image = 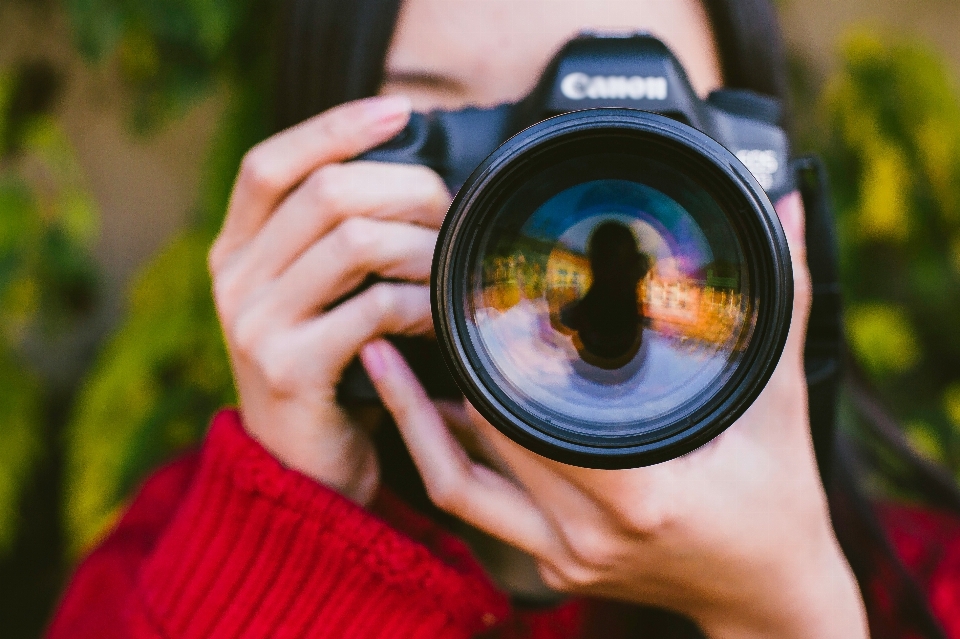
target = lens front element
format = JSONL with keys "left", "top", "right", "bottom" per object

{"left": 433, "top": 111, "right": 792, "bottom": 468}
{"left": 473, "top": 176, "right": 752, "bottom": 436}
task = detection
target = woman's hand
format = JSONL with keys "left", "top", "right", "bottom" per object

{"left": 209, "top": 95, "right": 451, "bottom": 504}
{"left": 360, "top": 192, "right": 869, "bottom": 639}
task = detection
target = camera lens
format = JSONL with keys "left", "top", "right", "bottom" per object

{"left": 433, "top": 110, "right": 792, "bottom": 468}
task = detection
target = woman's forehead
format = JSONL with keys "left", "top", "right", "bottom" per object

{"left": 383, "top": 0, "right": 723, "bottom": 111}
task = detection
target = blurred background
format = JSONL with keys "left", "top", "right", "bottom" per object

{"left": 1, "top": 0, "right": 960, "bottom": 635}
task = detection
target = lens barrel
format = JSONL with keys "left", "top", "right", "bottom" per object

{"left": 433, "top": 109, "right": 793, "bottom": 469}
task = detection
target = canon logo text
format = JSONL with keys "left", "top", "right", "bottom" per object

{"left": 560, "top": 72, "right": 669, "bottom": 101}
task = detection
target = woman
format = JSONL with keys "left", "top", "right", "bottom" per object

{"left": 46, "top": 0, "right": 960, "bottom": 637}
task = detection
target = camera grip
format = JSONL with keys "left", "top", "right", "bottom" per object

{"left": 334, "top": 116, "right": 456, "bottom": 406}
{"left": 336, "top": 107, "right": 513, "bottom": 405}
{"left": 337, "top": 336, "right": 462, "bottom": 404}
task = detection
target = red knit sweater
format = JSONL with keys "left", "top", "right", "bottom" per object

{"left": 46, "top": 410, "right": 960, "bottom": 638}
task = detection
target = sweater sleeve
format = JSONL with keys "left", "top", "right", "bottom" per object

{"left": 880, "top": 504, "right": 960, "bottom": 639}
{"left": 47, "top": 410, "right": 510, "bottom": 639}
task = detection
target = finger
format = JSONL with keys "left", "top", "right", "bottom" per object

{"left": 773, "top": 191, "right": 812, "bottom": 359}
{"left": 435, "top": 400, "right": 514, "bottom": 474}
{"left": 463, "top": 403, "right": 631, "bottom": 521}
{"left": 442, "top": 405, "right": 658, "bottom": 542}
{"left": 248, "top": 218, "right": 438, "bottom": 322}
{"left": 293, "top": 283, "right": 434, "bottom": 383}
{"left": 360, "top": 339, "right": 562, "bottom": 559}
{"left": 234, "top": 162, "right": 450, "bottom": 289}
{"left": 211, "top": 96, "right": 412, "bottom": 268}
{"left": 735, "top": 192, "right": 814, "bottom": 444}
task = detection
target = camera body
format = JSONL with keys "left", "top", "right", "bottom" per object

{"left": 363, "top": 34, "right": 793, "bottom": 197}
{"left": 339, "top": 33, "right": 797, "bottom": 407}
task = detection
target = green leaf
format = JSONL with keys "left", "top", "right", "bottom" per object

{"left": 63, "top": 228, "right": 233, "bottom": 555}
{"left": 0, "top": 63, "right": 102, "bottom": 555}
{"left": 847, "top": 303, "right": 920, "bottom": 376}
{"left": 815, "top": 31, "right": 960, "bottom": 475}
{"left": 63, "top": 0, "right": 269, "bottom": 131}
{"left": 58, "top": 4, "right": 271, "bottom": 550}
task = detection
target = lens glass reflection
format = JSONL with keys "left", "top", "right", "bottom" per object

{"left": 467, "top": 177, "right": 755, "bottom": 437}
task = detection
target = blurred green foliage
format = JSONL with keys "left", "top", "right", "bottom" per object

{"left": 820, "top": 32, "right": 960, "bottom": 468}
{"left": 0, "top": 3, "right": 955, "bottom": 637}
{"left": 49, "top": 17, "right": 960, "bottom": 552}
{"left": 60, "top": 0, "right": 273, "bottom": 555}
{"left": 65, "top": 0, "right": 265, "bottom": 132}
{"left": 5, "top": 0, "right": 960, "bottom": 570}
{"left": 0, "top": 63, "right": 99, "bottom": 552}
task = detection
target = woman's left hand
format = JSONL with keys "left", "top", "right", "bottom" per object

{"left": 360, "top": 192, "right": 868, "bottom": 639}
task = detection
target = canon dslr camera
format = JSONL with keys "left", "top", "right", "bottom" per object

{"left": 339, "top": 33, "right": 820, "bottom": 470}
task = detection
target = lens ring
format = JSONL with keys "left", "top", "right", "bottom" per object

{"left": 432, "top": 109, "right": 792, "bottom": 469}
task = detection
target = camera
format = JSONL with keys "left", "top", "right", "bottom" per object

{"left": 339, "top": 33, "right": 802, "bottom": 469}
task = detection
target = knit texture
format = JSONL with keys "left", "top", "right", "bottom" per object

{"left": 48, "top": 411, "right": 605, "bottom": 639}
{"left": 46, "top": 409, "right": 960, "bottom": 638}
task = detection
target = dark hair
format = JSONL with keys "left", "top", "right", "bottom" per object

{"left": 275, "top": 0, "right": 792, "bottom": 130}
{"left": 276, "top": 0, "right": 403, "bottom": 130}
{"left": 701, "top": 0, "right": 789, "bottom": 104}
{"left": 274, "top": 2, "right": 955, "bottom": 637}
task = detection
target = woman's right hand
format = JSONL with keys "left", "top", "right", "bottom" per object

{"left": 208, "top": 95, "right": 451, "bottom": 504}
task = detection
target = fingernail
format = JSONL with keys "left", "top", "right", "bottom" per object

{"left": 360, "top": 341, "right": 389, "bottom": 382}
{"left": 361, "top": 95, "right": 412, "bottom": 130}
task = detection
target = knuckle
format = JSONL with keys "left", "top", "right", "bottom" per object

{"left": 238, "top": 147, "right": 281, "bottom": 196}
{"left": 416, "top": 166, "right": 450, "bottom": 201}
{"left": 230, "top": 312, "right": 265, "bottom": 360}
{"left": 210, "top": 267, "right": 229, "bottom": 303}
{"left": 313, "top": 111, "right": 341, "bottom": 143}
{"left": 538, "top": 564, "right": 567, "bottom": 591}
{"left": 563, "top": 524, "right": 616, "bottom": 571}
{"left": 365, "top": 282, "right": 399, "bottom": 318}
{"left": 544, "top": 560, "right": 598, "bottom": 592}
{"left": 310, "top": 164, "right": 348, "bottom": 208}
{"left": 212, "top": 271, "right": 243, "bottom": 321}
{"left": 259, "top": 344, "right": 298, "bottom": 394}
{"left": 426, "top": 472, "right": 465, "bottom": 513}
{"left": 404, "top": 167, "right": 451, "bottom": 222}
{"left": 618, "top": 499, "right": 673, "bottom": 536}
{"left": 231, "top": 314, "right": 298, "bottom": 394}
{"left": 208, "top": 237, "right": 229, "bottom": 275}
{"left": 336, "top": 217, "right": 376, "bottom": 257}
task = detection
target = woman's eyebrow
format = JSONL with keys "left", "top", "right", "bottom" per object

{"left": 383, "top": 69, "right": 469, "bottom": 93}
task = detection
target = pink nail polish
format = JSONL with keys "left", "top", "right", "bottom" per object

{"left": 362, "top": 95, "right": 412, "bottom": 130}
{"left": 360, "top": 342, "right": 388, "bottom": 381}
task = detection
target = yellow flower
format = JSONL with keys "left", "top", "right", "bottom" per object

{"left": 905, "top": 420, "right": 944, "bottom": 463}
{"left": 858, "top": 141, "right": 912, "bottom": 243}
{"left": 915, "top": 118, "right": 958, "bottom": 218}
{"left": 847, "top": 303, "right": 921, "bottom": 376}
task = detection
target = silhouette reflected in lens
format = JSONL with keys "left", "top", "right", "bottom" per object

{"left": 560, "top": 221, "right": 652, "bottom": 369}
